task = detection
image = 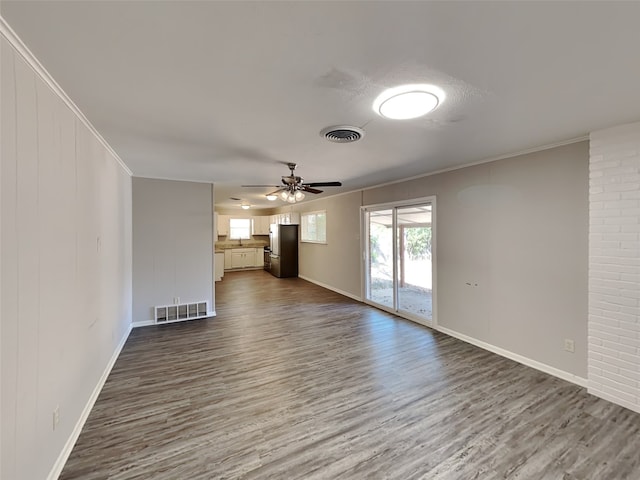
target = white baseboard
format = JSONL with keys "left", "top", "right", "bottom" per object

{"left": 132, "top": 319, "right": 155, "bottom": 328}
{"left": 47, "top": 323, "right": 133, "bottom": 480}
{"left": 298, "top": 275, "right": 362, "bottom": 302}
{"left": 435, "top": 325, "right": 588, "bottom": 388}
{"left": 299, "top": 277, "right": 586, "bottom": 389}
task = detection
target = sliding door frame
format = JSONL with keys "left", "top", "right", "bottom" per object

{"left": 360, "top": 195, "right": 437, "bottom": 328}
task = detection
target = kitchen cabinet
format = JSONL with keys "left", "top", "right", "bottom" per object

{"left": 214, "top": 252, "right": 224, "bottom": 281}
{"left": 223, "top": 247, "right": 265, "bottom": 270}
{"left": 254, "top": 247, "right": 264, "bottom": 267}
{"left": 252, "top": 216, "right": 270, "bottom": 235}
{"left": 217, "top": 214, "right": 230, "bottom": 236}
{"left": 270, "top": 213, "right": 300, "bottom": 225}
{"left": 230, "top": 248, "right": 256, "bottom": 269}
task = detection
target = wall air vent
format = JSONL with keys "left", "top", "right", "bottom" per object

{"left": 320, "top": 125, "right": 365, "bottom": 143}
{"left": 155, "top": 301, "right": 209, "bottom": 324}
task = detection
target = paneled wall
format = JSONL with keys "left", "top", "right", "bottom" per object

{"left": 1, "top": 34, "right": 132, "bottom": 480}
{"left": 589, "top": 121, "right": 640, "bottom": 413}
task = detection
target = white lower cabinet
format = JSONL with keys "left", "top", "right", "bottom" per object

{"left": 255, "top": 247, "right": 264, "bottom": 267}
{"left": 229, "top": 248, "right": 256, "bottom": 269}
{"left": 223, "top": 247, "right": 265, "bottom": 270}
{"left": 214, "top": 252, "right": 224, "bottom": 281}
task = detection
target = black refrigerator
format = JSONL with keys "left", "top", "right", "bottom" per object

{"left": 269, "top": 224, "right": 298, "bottom": 278}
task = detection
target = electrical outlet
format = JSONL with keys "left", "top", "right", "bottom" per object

{"left": 174, "top": 297, "right": 180, "bottom": 305}
{"left": 564, "top": 339, "right": 575, "bottom": 353}
{"left": 53, "top": 406, "right": 60, "bottom": 430}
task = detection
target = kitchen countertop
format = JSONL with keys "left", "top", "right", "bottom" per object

{"left": 214, "top": 245, "right": 269, "bottom": 251}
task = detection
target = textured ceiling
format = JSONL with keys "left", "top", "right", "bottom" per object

{"left": 2, "top": 1, "right": 640, "bottom": 209}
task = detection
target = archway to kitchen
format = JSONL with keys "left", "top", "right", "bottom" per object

{"left": 362, "top": 197, "right": 435, "bottom": 327}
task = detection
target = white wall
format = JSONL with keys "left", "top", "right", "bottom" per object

{"left": 277, "top": 194, "right": 362, "bottom": 299}
{"left": 1, "top": 32, "right": 132, "bottom": 480}
{"left": 286, "top": 142, "right": 589, "bottom": 380}
{"left": 588, "top": 121, "right": 640, "bottom": 414}
{"left": 132, "top": 178, "right": 214, "bottom": 324}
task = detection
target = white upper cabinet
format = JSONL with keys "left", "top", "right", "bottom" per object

{"left": 217, "top": 214, "right": 230, "bottom": 236}
{"left": 267, "top": 213, "right": 300, "bottom": 225}
{"left": 251, "top": 216, "right": 270, "bottom": 235}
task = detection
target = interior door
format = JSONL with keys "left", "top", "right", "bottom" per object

{"left": 364, "top": 200, "right": 434, "bottom": 325}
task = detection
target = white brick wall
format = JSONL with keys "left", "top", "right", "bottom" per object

{"left": 589, "top": 121, "right": 640, "bottom": 413}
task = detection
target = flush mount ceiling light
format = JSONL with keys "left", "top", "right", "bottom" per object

{"left": 373, "top": 84, "right": 443, "bottom": 120}
{"left": 241, "top": 203, "right": 250, "bottom": 210}
{"left": 266, "top": 194, "right": 278, "bottom": 201}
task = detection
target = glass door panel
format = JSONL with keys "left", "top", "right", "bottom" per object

{"left": 367, "top": 209, "right": 394, "bottom": 309}
{"left": 396, "top": 205, "right": 432, "bottom": 322}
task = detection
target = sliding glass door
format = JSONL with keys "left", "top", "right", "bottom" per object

{"left": 367, "top": 209, "right": 394, "bottom": 309}
{"left": 364, "top": 199, "right": 434, "bottom": 325}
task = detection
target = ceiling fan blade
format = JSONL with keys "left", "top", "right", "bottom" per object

{"left": 267, "top": 188, "right": 285, "bottom": 196}
{"left": 302, "top": 186, "right": 323, "bottom": 194}
{"left": 241, "top": 184, "right": 280, "bottom": 187}
{"left": 304, "top": 181, "right": 342, "bottom": 187}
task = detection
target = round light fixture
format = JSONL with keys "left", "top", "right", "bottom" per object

{"left": 241, "top": 204, "right": 250, "bottom": 210}
{"left": 373, "top": 84, "right": 443, "bottom": 120}
{"left": 266, "top": 194, "right": 278, "bottom": 201}
{"left": 294, "top": 190, "right": 305, "bottom": 201}
{"left": 280, "top": 190, "right": 289, "bottom": 201}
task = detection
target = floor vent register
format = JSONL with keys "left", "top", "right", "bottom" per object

{"left": 154, "top": 301, "right": 209, "bottom": 324}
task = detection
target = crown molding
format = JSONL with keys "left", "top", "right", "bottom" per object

{"left": 358, "top": 135, "right": 590, "bottom": 194}
{"left": 0, "top": 16, "right": 133, "bottom": 176}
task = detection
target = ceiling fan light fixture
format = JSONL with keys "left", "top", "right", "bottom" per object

{"left": 373, "top": 84, "right": 443, "bottom": 120}
{"left": 294, "top": 190, "right": 305, "bottom": 201}
{"left": 280, "top": 190, "right": 289, "bottom": 201}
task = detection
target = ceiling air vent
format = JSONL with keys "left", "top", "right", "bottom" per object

{"left": 320, "top": 125, "right": 365, "bottom": 143}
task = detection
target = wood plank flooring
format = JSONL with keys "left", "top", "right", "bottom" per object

{"left": 60, "top": 270, "right": 640, "bottom": 479}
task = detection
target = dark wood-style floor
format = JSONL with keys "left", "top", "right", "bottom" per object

{"left": 61, "top": 270, "right": 640, "bottom": 480}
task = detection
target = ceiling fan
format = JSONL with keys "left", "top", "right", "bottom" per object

{"left": 242, "top": 163, "right": 342, "bottom": 202}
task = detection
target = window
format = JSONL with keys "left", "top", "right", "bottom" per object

{"left": 229, "top": 218, "right": 251, "bottom": 240}
{"left": 301, "top": 211, "right": 326, "bottom": 243}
